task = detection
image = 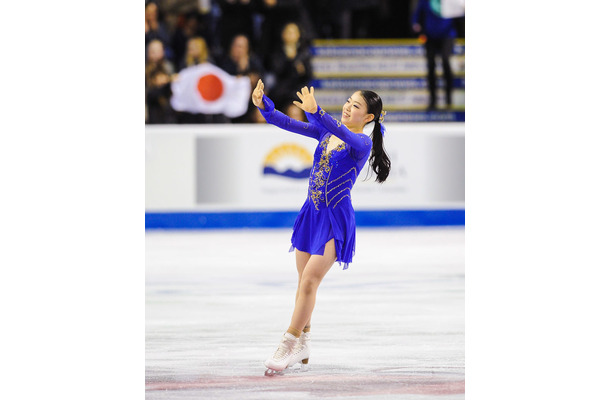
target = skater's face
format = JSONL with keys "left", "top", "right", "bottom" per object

{"left": 341, "top": 91, "right": 374, "bottom": 130}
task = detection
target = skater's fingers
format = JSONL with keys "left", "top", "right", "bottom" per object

{"left": 296, "top": 91, "right": 304, "bottom": 100}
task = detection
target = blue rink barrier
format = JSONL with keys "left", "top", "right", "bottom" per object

{"left": 145, "top": 210, "right": 465, "bottom": 230}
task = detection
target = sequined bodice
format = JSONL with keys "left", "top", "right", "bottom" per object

{"left": 307, "top": 135, "right": 363, "bottom": 210}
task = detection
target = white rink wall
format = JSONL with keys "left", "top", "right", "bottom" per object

{"left": 146, "top": 123, "right": 463, "bottom": 206}
{"left": 145, "top": 123, "right": 464, "bottom": 228}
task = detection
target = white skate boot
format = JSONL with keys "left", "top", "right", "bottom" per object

{"left": 264, "top": 332, "right": 299, "bottom": 376}
{"left": 289, "top": 332, "right": 311, "bottom": 370}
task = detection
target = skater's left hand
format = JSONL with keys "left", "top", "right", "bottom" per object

{"left": 293, "top": 86, "right": 317, "bottom": 114}
{"left": 252, "top": 79, "right": 265, "bottom": 109}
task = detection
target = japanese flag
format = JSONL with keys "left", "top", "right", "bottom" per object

{"left": 170, "top": 63, "right": 251, "bottom": 118}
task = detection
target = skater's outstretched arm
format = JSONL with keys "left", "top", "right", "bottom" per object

{"left": 293, "top": 86, "right": 372, "bottom": 160}
{"left": 252, "top": 79, "right": 323, "bottom": 140}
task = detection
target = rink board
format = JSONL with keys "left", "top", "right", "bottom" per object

{"left": 145, "top": 123, "right": 464, "bottom": 229}
{"left": 145, "top": 209, "right": 465, "bottom": 229}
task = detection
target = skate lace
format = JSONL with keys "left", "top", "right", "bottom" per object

{"left": 273, "top": 338, "right": 293, "bottom": 361}
{"left": 293, "top": 341, "right": 304, "bottom": 354}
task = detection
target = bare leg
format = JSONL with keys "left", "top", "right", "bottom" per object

{"left": 294, "top": 249, "right": 312, "bottom": 329}
{"left": 295, "top": 249, "right": 311, "bottom": 285}
{"left": 289, "top": 239, "right": 337, "bottom": 332}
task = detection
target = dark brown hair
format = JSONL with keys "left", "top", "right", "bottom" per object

{"left": 360, "top": 90, "right": 391, "bottom": 183}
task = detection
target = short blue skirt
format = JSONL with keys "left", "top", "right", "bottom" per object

{"left": 289, "top": 199, "right": 356, "bottom": 270}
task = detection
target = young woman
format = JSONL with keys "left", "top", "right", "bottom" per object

{"left": 267, "top": 22, "right": 313, "bottom": 119}
{"left": 251, "top": 80, "right": 391, "bottom": 375}
{"left": 178, "top": 36, "right": 211, "bottom": 71}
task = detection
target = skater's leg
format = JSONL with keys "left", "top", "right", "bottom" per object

{"left": 295, "top": 249, "right": 312, "bottom": 329}
{"left": 295, "top": 249, "right": 311, "bottom": 276}
{"left": 288, "top": 239, "right": 337, "bottom": 333}
{"left": 265, "top": 247, "right": 328, "bottom": 374}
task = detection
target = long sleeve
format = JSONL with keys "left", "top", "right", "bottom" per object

{"left": 306, "top": 106, "right": 372, "bottom": 160}
{"left": 257, "top": 94, "right": 323, "bottom": 140}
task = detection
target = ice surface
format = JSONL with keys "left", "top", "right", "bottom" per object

{"left": 146, "top": 227, "right": 464, "bottom": 399}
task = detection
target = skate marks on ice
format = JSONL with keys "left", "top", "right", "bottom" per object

{"left": 146, "top": 228, "right": 465, "bottom": 399}
{"left": 146, "top": 370, "right": 464, "bottom": 398}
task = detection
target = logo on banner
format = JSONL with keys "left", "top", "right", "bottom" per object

{"left": 263, "top": 143, "right": 313, "bottom": 179}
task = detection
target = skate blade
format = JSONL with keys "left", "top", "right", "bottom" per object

{"left": 283, "top": 362, "right": 311, "bottom": 374}
{"left": 264, "top": 368, "right": 284, "bottom": 377}
{"left": 297, "top": 361, "right": 310, "bottom": 372}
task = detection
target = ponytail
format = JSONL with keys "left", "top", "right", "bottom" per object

{"left": 368, "top": 119, "right": 391, "bottom": 183}
{"left": 359, "top": 90, "right": 391, "bottom": 183}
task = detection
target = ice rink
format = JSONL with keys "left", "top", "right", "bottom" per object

{"left": 146, "top": 227, "right": 464, "bottom": 399}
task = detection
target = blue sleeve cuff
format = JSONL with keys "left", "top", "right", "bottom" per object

{"left": 304, "top": 108, "right": 316, "bottom": 121}
{"left": 308, "top": 105, "right": 325, "bottom": 120}
{"left": 257, "top": 94, "right": 275, "bottom": 115}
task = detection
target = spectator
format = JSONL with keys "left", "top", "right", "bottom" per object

{"left": 251, "top": 106, "right": 268, "bottom": 123}
{"left": 257, "top": 0, "right": 314, "bottom": 60}
{"left": 267, "top": 22, "right": 312, "bottom": 118}
{"left": 412, "top": 0, "right": 456, "bottom": 110}
{"left": 145, "top": 1, "right": 172, "bottom": 60}
{"left": 219, "top": 34, "right": 265, "bottom": 122}
{"left": 285, "top": 101, "right": 306, "bottom": 121}
{"left": 171, "top": 12, "right": 199, "bottom": 69}
{"left": 171, "top": 10, "right": 222, "bottom": 67}
{"left": 146, "top": 39, "right": 175, "bottom": 77}
{"left": 145, "top": 66, "right": 176, "bottom": 124}
{"left": 219, "top": 34, "right": 264, "bottom": 86}
{"left": 145, "top": 39, "right": 175, "bottom": 124}
{"left": 178, "top": 36, "right": 212, "bottom": 71}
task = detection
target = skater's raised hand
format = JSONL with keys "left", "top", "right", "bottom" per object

{"left": 293, "top": 86, "right": 317, "bottom": 114}
{"left": 252, "top": 79, "right": 265, "bottom": 109}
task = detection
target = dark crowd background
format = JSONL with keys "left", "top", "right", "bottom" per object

{"left": 145, "top": 0, "right": 466, "bottom": 124}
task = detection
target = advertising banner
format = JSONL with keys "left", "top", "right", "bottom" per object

{"left": 146, "top": 124, "right": 464, "bottom": 212}
{"left": 312, "top": 56, "right": 465, "bottom": 78}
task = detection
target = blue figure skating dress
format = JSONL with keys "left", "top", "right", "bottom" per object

{"left": 257, "top": 95, "right": 372, "bottom": 269}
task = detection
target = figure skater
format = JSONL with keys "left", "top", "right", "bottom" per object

{"left": 251, "top": 80, "right": 391, "bottom": 375}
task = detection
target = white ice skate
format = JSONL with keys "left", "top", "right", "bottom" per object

{"left": 288, "top": 332, "right": 310, "bottom": 370}
{"left": 264, "top": 332, "right": 298, "bottom": 376}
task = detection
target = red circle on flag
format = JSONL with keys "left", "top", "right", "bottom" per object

{"left": 197, "top": 74, "right": 223, "bottom": 101}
